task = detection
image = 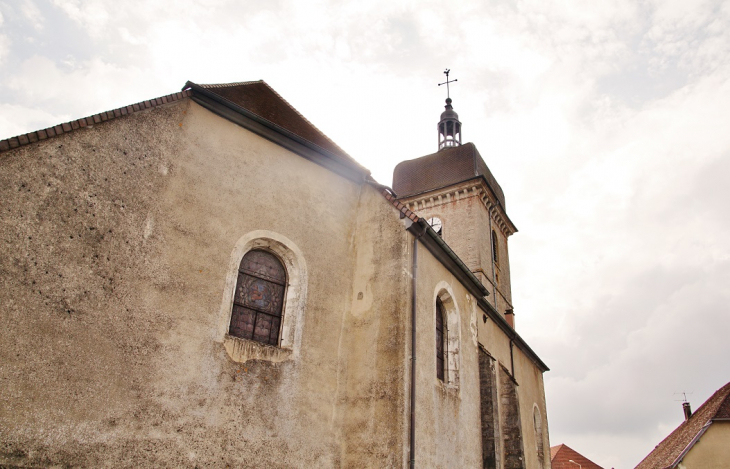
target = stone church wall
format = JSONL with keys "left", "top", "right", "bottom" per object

{"left": 411, "top": 247, "right": 484, "bottom": 468}
{"left": 0, "top": 99, "right": 412, "bottom": 467}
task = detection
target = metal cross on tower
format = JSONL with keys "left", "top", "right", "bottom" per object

{"left": 438, "top": 69, "right": 458, "bottom": 99}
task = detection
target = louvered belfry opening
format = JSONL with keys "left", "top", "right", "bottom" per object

{"left": 438, "top": 97, "right": 462, "bottom": 150}
{"left": 229, "top": 250, "right": 286, "bottom": 346}
{"left": 436, "top": 298, "right": 447, "bottom": 381}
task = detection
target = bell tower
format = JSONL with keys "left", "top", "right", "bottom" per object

{"left": 392, "top": 71, "right": 519, "bottom": 327}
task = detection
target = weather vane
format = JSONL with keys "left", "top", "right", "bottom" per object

{"left": 438, "top": 69, "right": 458, "bottom": 99}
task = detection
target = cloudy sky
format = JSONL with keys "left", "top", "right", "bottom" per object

{"left": 2, "top": 0, "right": 730, "bottom": 466}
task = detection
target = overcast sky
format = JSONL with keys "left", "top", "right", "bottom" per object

{"left": 2, "top": 1, "right": 730, "bottom": 467}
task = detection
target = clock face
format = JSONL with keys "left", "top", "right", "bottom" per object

{"left": 427, "top": 217, "right": 443, "bottom": 235}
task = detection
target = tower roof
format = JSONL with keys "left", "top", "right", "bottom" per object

{"left": 440, "top": 97, "right": 459, "bottom": 121}
{"left": 392, "top": 142, "right": 506, "bottom": 210}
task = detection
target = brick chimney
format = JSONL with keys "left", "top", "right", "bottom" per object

{"left": 682, "top": 401, "right": 692, "bottom": 421}
{"left": 505, "top": 309, "right": 515, "bottom": 328}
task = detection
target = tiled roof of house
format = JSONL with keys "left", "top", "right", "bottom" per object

{"left": 635, "top": 381, "right": 730, "bottom": 469}
{"left": 550, "top": 444, "right": 605, "bottom": 469}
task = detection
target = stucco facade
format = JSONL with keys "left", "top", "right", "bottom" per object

{"left": 0, "top": 81, "right": 550, "bottom": 468}
{"left": 678, "top": 422, "right": 730, "bottom": 469}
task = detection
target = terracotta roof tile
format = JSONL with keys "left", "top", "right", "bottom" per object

{"left": 635, "top": 381, "right": 730, "bottom": 469}
{"left": 550, "top": 443, "right": 605, "bottom": 469}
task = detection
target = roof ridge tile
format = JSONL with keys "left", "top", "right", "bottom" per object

{"left": 199, "top": 80, "right": 265, "bottom": 89}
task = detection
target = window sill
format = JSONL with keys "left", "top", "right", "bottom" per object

{"left": 223, "top": 334, "right": 293, "bottom": 364}
{"left": 435, "top": 378, "right": 460, "bottom": 398}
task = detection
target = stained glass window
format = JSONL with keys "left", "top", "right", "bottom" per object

{"left": 229, "top": 250, "right": 286, "bottom": 346}
{"left": 436, "top": 298, "right": 446, "bottom": 381}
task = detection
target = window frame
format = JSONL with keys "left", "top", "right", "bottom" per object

{"left": 229, "top": 249, "right": 287, "bottom": 347}
{"left": 218, "top": 231, "right": 308, "bottom": 364}
{"left": 433, "top": 283, "right": 461, "bottom": 389}
{"left": 491, "top": 229, "right": 499, "bottom": 264}
{"left": 436, "top": 297, "right": 447, "bottom": 381}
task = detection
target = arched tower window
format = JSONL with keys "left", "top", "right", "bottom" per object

{"left": 427, "top": 216, "right": 443, "bottom": 237}
{"left": 229, "top": 249, "right": 286, "bottom": 346}
{"left": 436, "top": 298, "right": 447, "bottom": 381}
{"left": 491, "top": 230, "right": 499, "bottom": 264}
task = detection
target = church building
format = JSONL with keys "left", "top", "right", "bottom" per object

{"left": 0, "top": 78, "right": 550, "bottom": 468}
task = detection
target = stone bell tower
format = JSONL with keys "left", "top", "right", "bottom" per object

{"left": 392, "top": 78, "right": 519, "bottom": 327}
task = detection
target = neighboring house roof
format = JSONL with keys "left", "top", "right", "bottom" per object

{"left": 550, "top": 444, "right": 605, "bottom": 469}
{"left": 635, "top": 381, "right": 730, "bottom": 469}
{"left": 392, "top": 142, "right": 507, "bottom": 210}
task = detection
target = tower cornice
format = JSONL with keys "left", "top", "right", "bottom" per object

{"left": 396, "top": 178, "right": 517, "bottom": 237}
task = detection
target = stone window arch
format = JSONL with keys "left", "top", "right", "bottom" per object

{"left": 426, "top": 216, "right": 443, "bottom": 237}
{"left": 219, "top": 230, "right": 308, "bottom": 363}
{"left": 434, "top": 282, "right": 461, "bottom": 387}
{"left": 533, "top": 404, "right": 545, "bottom": 468}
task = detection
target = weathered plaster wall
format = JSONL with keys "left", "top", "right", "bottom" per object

{"left": 679, "top": 422, "right": 730, "bottom": 469}
{"left": 513, "top": 348, "right": 551, "bottom": 469}
{"left": 334, "top": 183, "right": 411, "bottom": 467}
{"left": 477, "top": 305, "right": 550, "bottom": 469}
{"left": 0, "top": 99, "right": 410, "bottom": 468}
{"left": 411, "top": 247, "right": 483, "bottom": 468}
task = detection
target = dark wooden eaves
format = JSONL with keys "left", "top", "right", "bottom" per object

{"left": 400, "top": 215, "right": 548, "bottom": 373}
{"left": 185, "top": 81, "right": 369, "bottom": 184}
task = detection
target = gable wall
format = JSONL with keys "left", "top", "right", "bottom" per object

{"left": 0, "top": 99, "right": 411, "bottom": 468}
{"left": 680, "top": 421, "right": 730, "bottom": 469}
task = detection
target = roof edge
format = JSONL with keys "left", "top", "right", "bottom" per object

{"left": 184, "top": 81, "right": 370, "bottom": 178}
{"left": 374, "top": 180, "right": 547, "bottom": 372}
{"left": 0, "top": 90, "right": 193, "bottom": 154}
{"left": 397, "top": 175, "right": 518, "bottom": 234}
{"left": 668, "top": 419, "right": 713, "bottom": 468}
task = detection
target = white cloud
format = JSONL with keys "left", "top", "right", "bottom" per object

{"left": 0, "top": 33, "right": 9, "bottom": 66}
{"left": 0, "top": 103, "right": 68, "bottom": 137}
{"left": 19, "top": 0, "right": 44, "bottom": 31}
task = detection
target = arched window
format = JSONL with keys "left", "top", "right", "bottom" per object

{"left": 229, "top": 249, "right": 286, "bottom": 346}
{"left": 491, "top": 230, "right": 499, "bottom": 264}
{"left": 436, "top": 298, "right": 447, "bottom": 381}
{"left": 534, "top": 405, "right": 545, "bottom": 468}
{"left": 427, "top": 217, "right": 443, "bottom": 237}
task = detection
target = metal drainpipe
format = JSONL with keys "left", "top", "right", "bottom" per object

{"left": 410, "top": 223, "right": 426, "bottom": 469}
{"left": 509, "top": 339, "right": 515, "bottom": 376}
